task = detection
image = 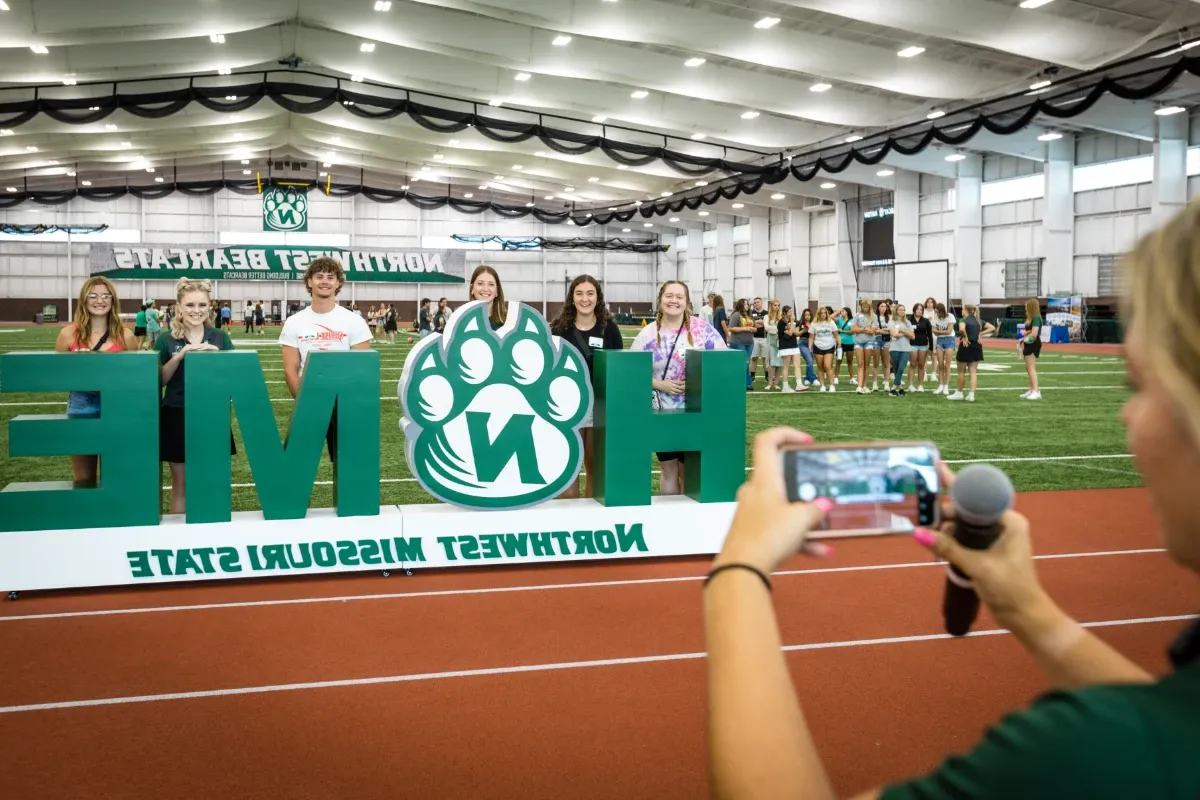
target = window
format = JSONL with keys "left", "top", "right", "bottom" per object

{"left": 981, "top": 174, "right": 1043, "bottom": 206}
{"left": 1097, "top": 253, "right": 1123, "bottom": 296}
{"left": 1005, "top": 258, "right": 1042, "bottom": 298}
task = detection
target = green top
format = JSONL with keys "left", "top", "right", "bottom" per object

{"left": 1026, "top": 314, "right": 1043, "bottom": 342}
{"left": 155, "top": 326, "right": 234, "bottom": 407}
{"left": 881, "top": 662, "right": 1200, "bottom": 799}
{"left": 135, "top": 310, "right": 147, "bottom": 327}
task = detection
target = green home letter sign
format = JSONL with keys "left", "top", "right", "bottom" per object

{"left": 591, "top": 349, "right": 746, "bottom": 506}
{"left": 183, "top": 350, "right": 380, "bottom": 523}
{"left": 0, "top": 353, "right": 161, "bottom": 532}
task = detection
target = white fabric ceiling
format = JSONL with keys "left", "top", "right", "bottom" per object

{"left": 1, "top": 0, "right": 1198, "bottom": 224}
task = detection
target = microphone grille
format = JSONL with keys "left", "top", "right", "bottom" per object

{"left": 950, "top": 464, "right": 1015, "bottom": 526}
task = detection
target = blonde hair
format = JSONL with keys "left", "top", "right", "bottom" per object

{"left": 72, "top": 276, "right": 127, "bottom": 349}
{"left": 655, "top": 280, "right": 695, "bottom": 347}
{"left": 1125, "top": 203, "right": 1200, "bottom": 443}
{"left": 815, "top": 306, "right": 831, "bottom": 323}
{"left": 768, "top": 299, "right": 781, "bottom": 324}
{"left": 963, "top": 304, "right": 979, "bottom": 318}
{"left": 170, "top": 277, "right": 214, "bottom": 339}
{"left": 859, "top": 298, "right": 872, "bottom": 314}
{"left": 1024, "top": 298, "right": 1040, "bottom": 321}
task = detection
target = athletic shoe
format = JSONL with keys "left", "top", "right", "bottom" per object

{"left": 850, "top": 378, "right": 858, "bottom": 385}
{"left": 1025, "top": 391, "right": 1042, "bottom": 400}
{"left": 966, "top": 392, "right": 975, "bottom": 402}
{"left": 946, "top": 391, "right": 964, "bottom": 401}
{"left": 820, "top": 386, "right": 827, "bottom": 393}
{"left": 1020, "top": 390, "right": 1032, "bottom": 399}
{"left": 829, "top": 386, "right": 836, "bottom": 393}
{"left": 899, "top": 389, "right": 906, "bottom": 396}
{"left": 916, "top": 385, "right": 925, "bottom": 393}
{"left": 888, "top": 389, "right": 898, "bottom": 397}
{"left": 834, "top": 378, "right": 839, "bottom": 385}
{"left": 782, "top": 384, "right": 795, "bottom": 393}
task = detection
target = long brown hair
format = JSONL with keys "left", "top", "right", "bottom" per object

{"left": 655, "top": 280, "right": 694, "bottom": 346}
{"left": 551, "top": 274, "right": 611, "bottom": 336}
{"left": 1024, "top": 297, "right": 1040, "bottom": 322}
{"left": 72, "top": 276, "right": 127, "bottom": 349}
{"left": 469, "top": 264, "right": 507, "bottom": 327}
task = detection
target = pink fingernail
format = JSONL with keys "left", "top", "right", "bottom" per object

{"left": 913, "top": 528, "right": 936, "bottom": 548}
{"left": 814, "top": 497, "right": 834, "bottom": 513}
{"left": 813, "top": 543, "right": 834, "bottom": 558}
{"left": 799, "top": 433, "right": 814, "bottom": 444}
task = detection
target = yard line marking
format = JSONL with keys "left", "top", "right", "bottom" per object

{"left": 0, "top": 548, "right": 1164, "bottom": 624}
{"left": 0, "top": 612, "right": 1188, "bottom": 713}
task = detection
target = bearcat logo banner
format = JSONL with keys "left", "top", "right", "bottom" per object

{"left": 88, "top": 243, "right": 467, "bottom": 283}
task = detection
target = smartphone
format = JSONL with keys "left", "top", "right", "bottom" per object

{"left": 782, "top": 442, "right": 940, "bottom": 536}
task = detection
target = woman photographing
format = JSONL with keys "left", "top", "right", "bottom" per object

{"left": 630, "top": 280, "right": 726, "bottom": 495}
{"left": 54, "top": 277, "right": 137, "bottom": 488}
{"left": 551, "top": 275, "right": 623, "bottom": 499}
{"left": 704, "top": 201, "right": 1200, "bottom": 799}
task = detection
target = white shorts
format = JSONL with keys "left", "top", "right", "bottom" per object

{"left": 778, "top": 347, "right": 800, "bottom": 357}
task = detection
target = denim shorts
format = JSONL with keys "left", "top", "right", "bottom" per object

{"left": 936, "top": 336, "right": 956, "bottom": 350}
{"left": 859, "top": 340, "right": 880, "bottom": 350}
{"left": 912, "top": 345, "right": 929, "bottom": 352}
{"left": 66, "top": 391, "right": 101, "bottom": 419}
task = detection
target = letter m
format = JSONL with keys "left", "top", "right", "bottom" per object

{"left": 591, "top": 349, "right": 745, "bottom": 506}
{"left": 183, "top": 351, "right": 380, "bottom": 522}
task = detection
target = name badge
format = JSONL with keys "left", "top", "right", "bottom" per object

{"left": 588, "top": 336, "right": 604, "bottom": 348}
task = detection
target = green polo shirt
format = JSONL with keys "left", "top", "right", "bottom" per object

{"left": 881, "top": 618, "right": 1200, "bottom": 799}
{"left": 156, "top": 326, "right": 234, "bottom": 407}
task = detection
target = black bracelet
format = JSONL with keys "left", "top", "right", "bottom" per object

{"left": 704, "top": 563, "right": 772, "bottom": 592}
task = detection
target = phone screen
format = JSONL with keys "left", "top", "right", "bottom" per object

{"left": 782, "top": 444, "right": 940, "bottom": 534}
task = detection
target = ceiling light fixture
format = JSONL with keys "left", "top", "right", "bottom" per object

{"left": 319, "top": 171, "right": 327, "bottom": 177}
{"left": 1019, "top": 0, "right": 1054, "bottom": 8}
{"left": 464, "top": 193, "right": 474, "bottom": 198}
{"left": 622, "top": 228, "right": 631, "bottom": 233}
{"left": 420, "top": 166, "right": 430, "bottom": 172}
{"left": 218, "top": 68, "right": 231, "bottom": 76}
{"left": 5, "top": 187, "right": 16, "bottom": 193}
{"left": 1037, "top": 131, "right": 1063, "bottom": 141}
{"left": 1155, "top": 105, "right": 1186, "bottom": 116}
{"left": 25, "top": 145, "right": 38, "bottom": 152}
{"left": 488, "top": 99, "right": 502, "bottom": 107}
{"left": 592, "top": 115, "right": 608, "bottom": 123}
{"left": 81, "top": 180, "right": 92, "bottom": 186}
{"left": 63, "top": 76, "right": 77, "bottom": 86}
{"left": 661, "top": 191, "right": 672, "bottom": 197}
{"left": 926, "top": 110, "right": 945, "bottom": 119}
{"left": 155, "top": 177, "right": 164, "bottom": 183}
{"left": 450, "top": 139, "right": 460, "bottom": 145}
{"left": 741, "top": 110, "right": 760, "bottom": 119}
{"left": 0, "top": 129, "right": 12, "bottom": 136}
{"left": 588, "top": 176, "right": 600, "bottom": 182}
{"left": 618, "top": 164, "right": 628, "bottom": 170}
{"left": 494, "top": 175, "right": 504, "bottom": 181}
{"left": 209, "top": 34, "right": 225, "bottom": 44}
{"left": 351, "top": 74, "right": 364, "bottom": 82}
{"left": 515, "top": 72, "right": 531, "bottom": 81}
{"left": 120, "top": 141, "right": 131, "bottom": 148}
{"left": 845, "top": 135, "right": 863, "bottom": 143}
{"left": 512, "top": 165, "right": 524, "bottom": 170}
{"left": 360, "top": 42, "right": 375, "bottom": 52}
{"left": 820, "top": 182, "right": 836, "bottom": 189}
{"left": 528, "top": 202, "right": 537, "bottom": 207}
{"left": 634, "top": 200, "right": 642, "bottom": 206}
{"left": 242, "top": 169, "right": 251, "bottom": 175}
{"left": 945, "top": 153, "right": 967, "bottom": 162}
{"left": 731, "top": 203, "right": 744, "bottom": 209}
{"left": 691, "top": 133, "right": 707, "bottom": 140}
{"left": 30, "top": 45, "right": 49, "bottom": 54}
{"left": 47, "top": 160, "right": 59, "bottom": 165}
{"left": 695, "top": 180, "right": 708, "bottom": 187}
{"left": 770, "top": 193, "right": 785, "bottom": 200}
{"left": 669, "top": 217, "right": 680, "bottom": 222}
{"left": 145, "top": 166, "right": 155, "bottom": 172}
{"left": 105, "top": 124, "right": 117, "bottom": 130}
{"left": 755, "top": 16, "right": 780, "bottom": 29}
{"left": 685, "top": 57, "right": 706, "bottom": 67}
{"left": 877, "top": 169, "right": 895, "bottom": 176}
{"left": 644, "top": 222, "right": 654, "bottom": 227}
{"left": 1029, "top": 79, "right": 1052, "bottom": 91}
{"left": 434, "top": 154, "right": 443, "bottom": 160}
{"left": 564, "top": 186, "right": 575, "bottom": 192}
{"left": 631, "top": 90, "right": 648, "bottom": 99}
{"left": 89, "top": 106, "right": 100, "bottom": 111}
{"left": 809, "top": 82, "right": 832, "bottom": 92}
{"left": 897, "top": 46, "right": 925, "bottom": 58}
{"left": 374, "top": 0, "right": 392, "bottom": 9}
{"left": 322, "top": 161, "right": 331, "bottom": 167}
{"left": 225, "top": 95, "right": 238, "bottom": 101}
{"left": 553, "top": 35, "right": 572, "bottom": 46}
{"left": 698, "top": 210, "right": 709, "bottom": 216}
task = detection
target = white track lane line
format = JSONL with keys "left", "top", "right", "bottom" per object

{"left": 0, "top": 548, "right": 1166, "bottom": 624}
{"left": 0, "top": 613, "right": 1190, "bottom": 714}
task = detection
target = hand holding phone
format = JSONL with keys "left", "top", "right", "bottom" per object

{"left": 782, "top": 442, "right": 941, "bottom": 537}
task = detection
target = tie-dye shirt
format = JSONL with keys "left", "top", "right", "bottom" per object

{"left": 630, "top": 315, "right": 728, "bottom": 409}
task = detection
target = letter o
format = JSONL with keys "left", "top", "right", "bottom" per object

{"left": 313, "top": 541, "right": 337, "bottom": 567}
{"left": 594, "top": 529, "right": 617, "bottom": 554}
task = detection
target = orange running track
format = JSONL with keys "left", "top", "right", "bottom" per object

{"left": 1, "top": 487, "right": 1196, "bottom": 800}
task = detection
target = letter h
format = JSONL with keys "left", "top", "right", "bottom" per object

{"left": 590, "top": 350, "right": 745, "bottom": 506}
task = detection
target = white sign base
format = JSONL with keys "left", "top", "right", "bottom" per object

{"left": 0, "top": 497, "right": 738, "bottom": 593}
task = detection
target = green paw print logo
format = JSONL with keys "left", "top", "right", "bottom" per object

{"left": 399, "top": 301, "right": 592, "bottom": 510}
{"left": 263, "top": 187, "right": 308, "bottom": 232}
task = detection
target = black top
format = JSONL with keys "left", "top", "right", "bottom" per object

{"left": 961, "top": 315, "right": 982, "bottom": 344}
{"left": 419, "top": 307, "right": 432, "bottom": 332}
{"left": 560, "top": 318, "right": 624, "bottom": 377}
{"left": 778, "top": 320, "right": 798, "bottom": 350}
{"left": 156, "top": 325, "right": 234, "bottom": 408}
{"left": 912, "top": 317, "right": 933, "bottom": 347}
{"left": 751, "top": 309, "right": 767, "bottom": 339}
{"left": 879, "top": 314, "right": 891, "bottom": 342}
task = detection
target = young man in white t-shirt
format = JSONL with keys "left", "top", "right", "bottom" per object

{"left": 279, "top": 257, "right": 372, "bottom": 460}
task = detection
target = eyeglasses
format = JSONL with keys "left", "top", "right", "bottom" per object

{"left": 86, "top": 293, "right": 113, "bottom": 301}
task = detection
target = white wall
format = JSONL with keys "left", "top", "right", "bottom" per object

{"left": 981, "top": 198, "right": 1044, "bottom": 298}
{"left": 1072, "top": 183, "right": 1154, "bottom": 297}
{"left": 0, "top": 190, "right": 660, "bottom": 314}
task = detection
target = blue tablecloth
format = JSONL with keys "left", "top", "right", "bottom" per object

{"left": 1050, "top": 325, "right": 1070, "bottom": 344}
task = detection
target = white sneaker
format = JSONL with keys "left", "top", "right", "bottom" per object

{"left": 1026, "top": 391, "right": 1042, "bottom": 400}
{"left": 916, "top": 385, "right": 925, "bottom": 393}
{"left": 851, "top": 378, "right": 858, "bottom": 385}
{"left": 1020, "top": 390, "right": 1032, "bottom": 399}
{"left": 907, "top": 385, "right": 915, "bottom": 392}
{"left": 829, "top": 385, "right": 836, "bottom": 393}
{"left": 782, "top": 384, "right": 794, "bottom": 393}
{"left": 947, "top": 391, "right": 964, "bottom": 401}
{"left": 834, "top": 378, "right": 839, "bottom": 385}
{"left": 966, "top": 392, "right": 975, "bottom": 402}
{"left": 820, "top": 385, "right": 827, "bottom": 393}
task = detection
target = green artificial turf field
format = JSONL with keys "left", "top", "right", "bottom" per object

{"left": 0, "top": 324, "right": 1138, "bottom": 512}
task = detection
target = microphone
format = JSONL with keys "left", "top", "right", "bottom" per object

{"left": 942, "top": 464, "right": 1015, "bottom": 637}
